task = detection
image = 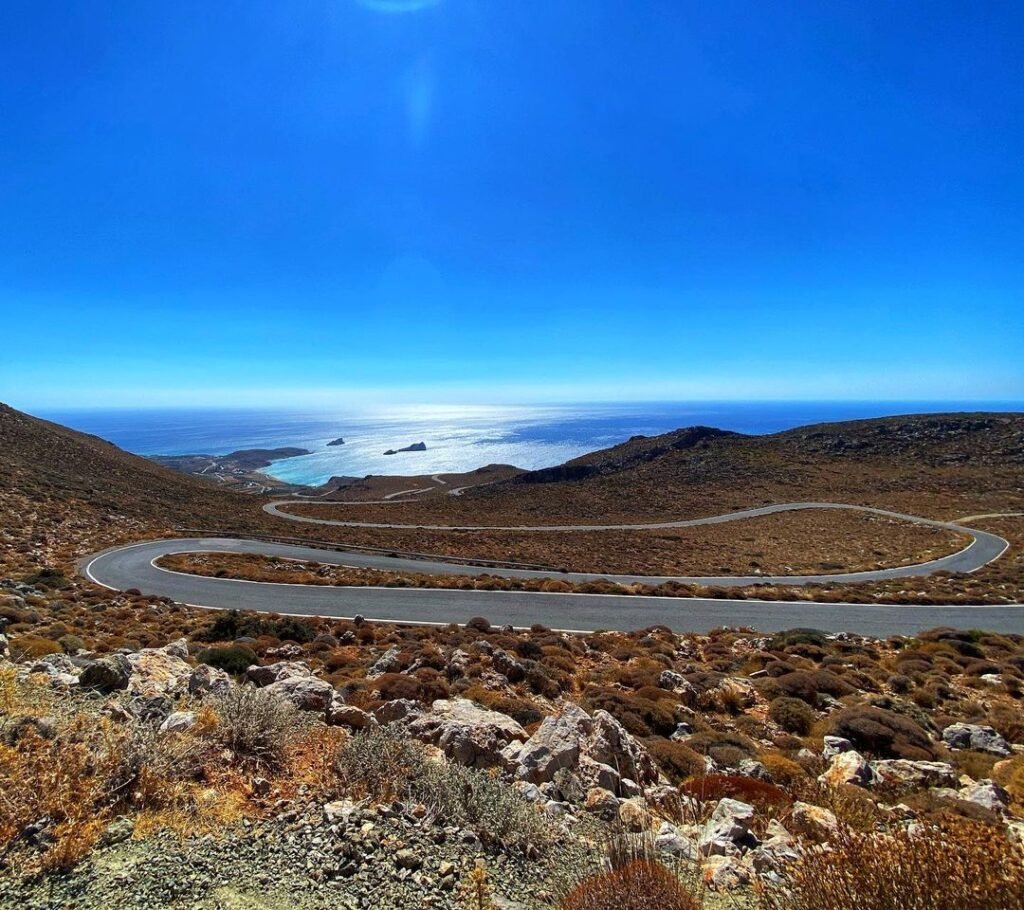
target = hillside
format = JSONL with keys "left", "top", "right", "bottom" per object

{"left": 0, "top": 403, "right": 266, "bottom": 573}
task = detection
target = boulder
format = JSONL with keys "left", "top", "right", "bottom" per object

{"left": 79, "top": 654, "right": 132, "bottom": 692}
{"left": 655, "top": 821, "right": 697, "bottom": 859}
{"left": 789, "top": 801, "right": 838, "bottom": 841}
{"left": 819, "top": 750, "right": 876, "bottom": 788}
{"left": 126, "top": 645, "right": 193, "bottom": 698}
{"left": 822, "top": 735, "right": 853, "bottom": 759}
{"left": 327, "top": 702, "right": 377, "bottom": 731}
{"left": 0, "top": 633, "right": 8, "bottom": 659}
{"left": 514, "top": 703, "right": 591, "bottom": 784}
{"left": 588, "top": 710, "right": 659, "bottom": 787}
{"left": 245, "top": 661, "right": 311, "bottom": 687}
{"left": 159, "top": 711, "right": 196, "bottom": 734}
{"left": 367, "top": 647, "right": 401, "bottom": 679}
{"left": 871, "top": 759, "right": 958, "bottom": 789}
{"left": 942, "top": 723, "right": 1011, "bottom": 756}
{"left": 959, "top": 779, "right": 1010, "bottom": 813}
{"left": 265, "top": 676, "right": 335, "bottom": 712}
{"left": 583, "top": 787, "right": 619, "bottom": 819}
{"left": 188, "top": 664, "right": 232, "bottom": 697}
{"left": 374, "top": 698, "right": 422, "bottom": 725}
{"left": 491, "top": 648, "right": 524, "bottom": 682}
{"left": 698, "top": 799, "right": 757, "bottom": 856}
{"left": 408, "top": 698, "right": 527, "bottom": 768}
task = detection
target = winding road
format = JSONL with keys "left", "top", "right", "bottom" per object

{"left": 79, "top": 503, "right": 1023, "bottom": 635}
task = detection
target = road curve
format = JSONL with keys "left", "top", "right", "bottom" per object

{"left": 80, "top": 532, "right": 1022, "bottom": 637}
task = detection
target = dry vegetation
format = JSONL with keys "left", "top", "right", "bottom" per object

{"left": 267, "top": 507, "right": 970, "bottom": 576}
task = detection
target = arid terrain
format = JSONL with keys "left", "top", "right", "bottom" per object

{"left": 2, "top": 402, "right": 1024, "bottom": 908}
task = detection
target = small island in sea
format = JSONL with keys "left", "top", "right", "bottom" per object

{"left": 383, "top": 441, "right": 427, "bottom": 455}
{"left": 327, "top": 437, "right": 345, "bottom": 446}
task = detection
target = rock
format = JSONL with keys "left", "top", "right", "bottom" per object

{"left": 323, "top": 799, "right": 358, "bottom": 824}
{"left": 79, "top": 654, "right": 132, "bottom": 692}
{"left": 699, "top": 799, "right": 757, "bottom": 856}
{"left": 245, "top": 661, "right": 311, "bottom": 687}
{"left": 514, "top": 703, "right": 590, "bottom": 783}
{"left": 577, "top": 755, "right": 620, "bottom": 793}
{"left": 394, "top": 848, "right": 421, "bottom": 870}
{"left": 702, "top": 855, "right": 751, "bottom": 891}
{"left": 447, "top": 649, "right": 470, "bottom": 678}
{"left": 367, "top": 647, "right": 401, "bottom": 678}
{"left": 823, "top": 735, "right": 853, "bottom": 759}
{"left": 871, "top": 759, "right": 958, "bottom": 789}
{"left": 265, "top": 676, "right": 335, "bottom": 712}
{"left": 583, "top": 787, "right": 619, "bottom": 818}
{"left": 98, "top": 816, "right": 135, "bottom": 848}
{"left": 670, "top": 722, "right": 694, "bottom": 740}
{"left": 819, "top": 750, "right": 876, "bottom": 788}
{"left": 159, "top": 711, "right": 196, "bottom": 734}
{"left": 942, "top": 723, "right": 1011, "bottom": 756}
{"left": 126, "top": 644, "right": 193, "bottom": 698}
{"left": 28, "top": 653, "right": 77, "bottom": 677}
{"left": 790, "top": 802, "right": 839, "bottom": 841}
{"left": 491, "top": 648, "right": 524, "bottom": 682}
{"left": 738, "top": 759, "right": 770, "bottom": 780}
{"left": 327, "top": 702, "right": 377, "bottom": 730}
{"left": 588, "top": 711, "right": 659, "bottom": 787}
{"left": 266, "top": 643, "right": 304, "bottom": 659}
{"left": 618, "top": 797, "right": 648, "bottom": 831}
{"left": 513, "top": 703, "right": 659, "bottom": 794}
{"left": 959, "top": 779, "right": 1010, "bottom": 813}
{"left": 408, "top": 698, "right": 527, "bottom": 768}
{"left": 163, "top": 638, "right": 189, "bottom": 660}
{"left": 655, "top": 821, "right": 697, "bottom": 859}
{"left": 374, "top": 699, "right": 422, "bottom": 725}
{"left": 187, "top": 663, "right": 232, "bottom": 697}
{"left": 130, "top": 694, "right": 174, "bottom": 723}
{"left": 0, "top": 633, "right": 8, "bottom": 659}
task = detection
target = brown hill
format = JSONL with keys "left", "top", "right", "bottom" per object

{"left": 0, "top": 403, "right": 264, "bottom": 573}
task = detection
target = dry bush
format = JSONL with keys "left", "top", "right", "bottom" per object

{"left": 561, "top": 860, "right": 700, "bottom": 910}
{"left": 769, "top": 696, "right": 816, "bottom": 734}
{"left": 828, "top": 705, "right": 934, "bottom": 760}
{"left": 760, "top": 818, "right": 1024, "bottom": 910}
{"left": 336, "top": 727, "right": 551, "bottom": 852}
{"left": 680, "top": 774, "right": 791, "bottom": 815}
{"left": 645, "top": 738, "right": 706, "bottom": 784}
{"left": 212, "top": 687, "right": 299, "bottom": 771}
{"left": 335, "top": 725, "right": 428, "bottom": 803}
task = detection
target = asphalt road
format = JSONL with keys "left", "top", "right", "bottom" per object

{"left": 80, "top": 531, "right": 1023, "bottom": 636}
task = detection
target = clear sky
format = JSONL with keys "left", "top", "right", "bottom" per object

{"left": 1, "top": 1, "right": 1021, "bottom": 409}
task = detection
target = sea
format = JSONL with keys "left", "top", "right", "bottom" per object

{"left": 39, "top": 401, "right": 1022, "bottom": 488}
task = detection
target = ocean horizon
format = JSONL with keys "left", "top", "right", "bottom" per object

{"left": 38, "top": 400, "right": 1024, "bottom": 487}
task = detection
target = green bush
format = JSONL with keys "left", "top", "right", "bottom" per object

{"left": 769, "top": 696, "right": 817, "bottom": 735}
{"left": 197, "top": 644, "right": 257, "bottom": 675}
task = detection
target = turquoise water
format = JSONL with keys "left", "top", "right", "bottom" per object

{"left": 40, "top": 401, "right": 1022, "bottom": 487}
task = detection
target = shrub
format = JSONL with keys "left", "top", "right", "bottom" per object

{"left": 211, "top": 687, "right": 298, "bottom": 770}
{"left": 645, "top": 738, "right": 706, "bottom": 783}
{"left": 197, "top": 644, "right": 257, "bottom": 675}
{"left": 680, "top": 774, "right": 791, "bottom": 813}
{"left": 9, "top": 634, "right": 62, "bottom": 661}
{"left": 336, "top": 725, "right": 428, "bottom": 802}
{"left": 762, "top": 670, "right": 855, "bottom": 705}
{"left": 770, "top": 629, "right": 827, "bottom": 650}
{"left": 373, "top": 672, "right": 422, "bottom": 702}
{"left": 760, "top": 818, "right": 1024, "bottom": 910}
{"left": 57, "top": 634, "right": 86, "bottom": 654}
{"left": 561, "top": 860, "right": 699, "bottom": 910}
{"left": 769, "top": 696, "right": 816, "bottom": 735}
{"left": 337, "top": 727, "right": 552, "bottom": 852}
{"left": 411, "top": 761, "right": 553, "bottom": 852}
{"left": 829, "top": 705, "right": 934, "bottom": 760}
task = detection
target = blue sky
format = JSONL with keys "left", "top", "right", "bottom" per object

{"left": 1, "top": 1, "right": 1021, "bottom": 409}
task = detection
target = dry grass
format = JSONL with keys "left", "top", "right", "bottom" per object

{"left": 759, "top": 818, "right": 1024, "bottom": 910}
